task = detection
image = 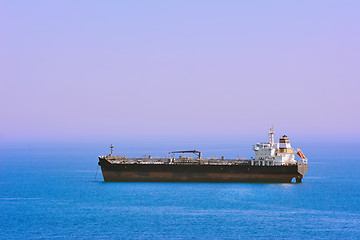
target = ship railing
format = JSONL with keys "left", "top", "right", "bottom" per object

{"left": 297, "top": 159, "right": 308, "bottom": 165}
{"left": 172, "top": 159, "right": 251, "bottom": 165}
{"left": 105, "top": 156, "right": 252, "bottom": 165}
{"left": 106, "top": 156, "right": 169, "bottom": 164}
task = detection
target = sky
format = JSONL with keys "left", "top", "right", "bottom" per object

{"left": 1, "top": 1, "right": 359, "bottom": 143}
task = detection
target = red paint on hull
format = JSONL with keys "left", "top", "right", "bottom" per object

{"left": 102, "top": 170, "right": 298, "bottom": 183}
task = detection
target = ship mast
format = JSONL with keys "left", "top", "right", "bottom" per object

{"left": 110, "top": 144, "right": 114, "bottom": 156}
{"left": 268, "top": 126, "right": 274, "bottom": 147}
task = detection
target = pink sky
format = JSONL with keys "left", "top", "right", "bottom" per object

{"left": 1, "top": 1, "right": 359, "bottom": 142}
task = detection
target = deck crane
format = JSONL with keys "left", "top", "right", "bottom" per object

{"left": 296, "top": 149, "right": 308, "bottom": 164}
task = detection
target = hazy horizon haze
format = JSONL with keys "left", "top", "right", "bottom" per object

{"left": 1, "top": 1, "right": 359, "bottom": 142}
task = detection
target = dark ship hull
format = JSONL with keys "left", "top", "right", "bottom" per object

{"left": 98, "top": 158, "right": 308, "bottom": 183}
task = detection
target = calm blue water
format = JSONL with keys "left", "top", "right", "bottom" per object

{"left": 1, "top": 141, "right": 360, "bottom": 239}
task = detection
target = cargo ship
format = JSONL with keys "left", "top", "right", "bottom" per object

{"left": 98, "top": 128, "right": 308, "bottom": 183}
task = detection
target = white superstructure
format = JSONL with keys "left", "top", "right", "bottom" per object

{"left": 252, "top": 128, "right": 307, "bottom": 166}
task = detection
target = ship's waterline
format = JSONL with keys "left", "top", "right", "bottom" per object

{"left": 102, "top": 171, "right": 303, "bottom": 183}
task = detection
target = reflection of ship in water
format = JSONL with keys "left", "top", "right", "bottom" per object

{"left": 98, "top": 128, "right": 308, "bottom": 183}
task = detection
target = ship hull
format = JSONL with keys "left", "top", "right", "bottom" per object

{"left": 98, "top": 159, "right": 308, "bottom": 183}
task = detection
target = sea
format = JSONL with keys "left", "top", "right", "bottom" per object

{"left": 1, "top": 139, "right": 359, "bottom": 239}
